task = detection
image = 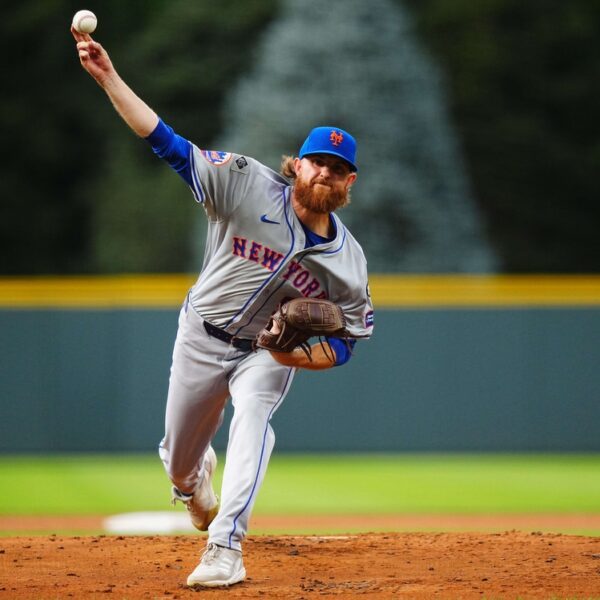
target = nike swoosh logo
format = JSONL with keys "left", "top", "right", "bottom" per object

{"left": 260, "top": 214, "right": 280, "bottom": 225}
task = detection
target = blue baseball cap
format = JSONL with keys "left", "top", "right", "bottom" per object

{"left": 299, "top": 126, "right": 358, "bottom": 172}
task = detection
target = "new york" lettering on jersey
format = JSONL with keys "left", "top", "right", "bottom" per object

{"left": 232, "top": 237, "right": 328, "bottom": 298}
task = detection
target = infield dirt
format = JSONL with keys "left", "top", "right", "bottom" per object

{"left": 2, "top": 531, "right": 600, "bottom": 599}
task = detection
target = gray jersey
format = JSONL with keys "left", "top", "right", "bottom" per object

{"left": 186, "top": 147, "right": 374, "bottom": 340}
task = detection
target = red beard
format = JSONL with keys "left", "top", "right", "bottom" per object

{"left": 293, "top": 177, "right": 349, "bottom": 214}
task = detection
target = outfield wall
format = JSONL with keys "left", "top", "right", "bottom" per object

{"left": 1, "top": 275, "right": 599, "bottom": 452}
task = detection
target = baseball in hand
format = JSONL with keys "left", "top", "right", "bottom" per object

{"left": 72, "top": 10, "right": 97, "bottom": 34}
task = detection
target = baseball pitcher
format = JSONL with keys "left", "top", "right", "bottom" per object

{"left": 73, "top": 25, "right": 373, "bottom": 588}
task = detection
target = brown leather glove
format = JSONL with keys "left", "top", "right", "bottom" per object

{"left": 254, "top": 298, "right": 348, "bottom": 361}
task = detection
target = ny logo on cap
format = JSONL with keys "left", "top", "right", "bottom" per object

{"left": 329, "top": 130, "right": 344, "bottom": 147}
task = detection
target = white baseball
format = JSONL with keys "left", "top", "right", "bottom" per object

{"left": 72, "top": 10, "right": 97, "bottom": 34}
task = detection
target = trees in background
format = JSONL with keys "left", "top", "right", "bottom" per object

{"left": 83, "top": 0, "right": 282, "bottom": 272}
{"left": 218, "top": 0, "right": 497, "bottom": 272}
{"left": 0, "top": 0, "right": 278, "bottom": 274}
{"left": 405, "top": 0, "right": 600, "bottom": 271}
{"left": 0, "top": 0, "right": 597, "bottom": 273}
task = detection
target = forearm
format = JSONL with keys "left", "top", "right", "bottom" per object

{"left": 74, "top": 32, "right": 158, "bottom": 138}
{"left": 99, "top": 71, "right": 158, "bottom": 138}
{"left": 269, "top": 343, "right": 337, "bottom": 371}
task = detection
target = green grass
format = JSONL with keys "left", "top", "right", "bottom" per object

{"left": 1, "top": 453, "right": 599, "bottom": 516}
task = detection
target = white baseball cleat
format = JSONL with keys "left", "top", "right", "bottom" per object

{"left": 171, "top": 446, "right": 219, "bottom": 531}
{"left": 186, "top": 543, "right": 246, "bottom": 587}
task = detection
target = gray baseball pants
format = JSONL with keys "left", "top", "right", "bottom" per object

{"left": 159, "top": 301, "right": 295, "bottom": 551}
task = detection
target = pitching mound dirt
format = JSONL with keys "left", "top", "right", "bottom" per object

{"left": 1, "top": 531, "right": 599, "bottom": 599}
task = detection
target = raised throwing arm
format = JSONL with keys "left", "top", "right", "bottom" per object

{"left": 72, "top": 27, "right": 158, "bottom": 137}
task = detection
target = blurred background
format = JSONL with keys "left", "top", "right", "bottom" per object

{"left": 0, "top": 0, "right": 599, "bottom": 458}
{"left": 2, "top": 0, "right": 599, "bottom": 275}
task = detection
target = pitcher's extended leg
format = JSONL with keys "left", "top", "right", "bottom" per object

{"left": 207, "top": 351, "right": 295, "bottom": 551}
{"left": 159, "top": 307, "right": 230, "bottom": 494}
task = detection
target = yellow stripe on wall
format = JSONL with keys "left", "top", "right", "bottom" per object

{"left": 0, "top": 274, "right": 599, "bottom": 309}
{"left": 0, "top": 275, "right": 196, "bottom": 308}
{"left": 370, "top": 275, "right": 600, "bottom": 307}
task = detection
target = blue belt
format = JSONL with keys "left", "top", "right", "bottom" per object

{"left": 203, "top": 321, "right": 254, "bottom": 352}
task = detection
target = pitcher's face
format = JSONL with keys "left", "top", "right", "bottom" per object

{"left": 293, "top": 155, "right": 356, "bottom": 214}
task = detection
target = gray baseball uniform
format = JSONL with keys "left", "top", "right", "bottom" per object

{"left": 150, "top": 119, "right": 373, "bottom": 550}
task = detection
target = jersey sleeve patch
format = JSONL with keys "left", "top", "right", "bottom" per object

{"left": 365, "top": 310, "right": 374, "bottom": 327}
{"left": 230, "top": 156, "right": 250, "bottom": 174}
{"left": 200, "top": 150, "right": 232, "bottom": 166}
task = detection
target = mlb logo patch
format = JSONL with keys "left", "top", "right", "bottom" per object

{"left": 201, "top": 150, "right": 232, "bottom": 166}
{"left": 231, "top": 156, "right": 250, "bottom": 174}
{"left": 365, "top": 310, "right": 374, "bottom": 327}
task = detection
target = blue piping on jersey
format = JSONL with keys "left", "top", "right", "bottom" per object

{"left": 301, "top": 214, "right": 335, "bottom": 247}
{"left": 236, "top": 264, "right": 354, "bottom": 366}
{"left": 231, "top": 255, "right": 356, "bottom": 366}
{"left": 145, "top": 118, "right": 206, "bottom": 203}
{"left": 227, "top": 187, "right": 296, "bottom": 332}
{"left": 189, "top": 148, "right": 206, "bottom": 204}
{"left": 234, "top": 254, "right": 308, "bottom": 336}
{"left": 232, "top": 200, "right": 346, "bottom": 335}
{"left": 321, "top": 221, "right": 347, "bottom": 254}
{"left": 228, "top": 366, "right": 294, "bottom": 548}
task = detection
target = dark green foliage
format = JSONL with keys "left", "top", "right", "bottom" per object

{"left": 0, "top": 0, "right": 278, "bottom": 273}
{"left": 84, "top": 0, "right": 280, "bottom": 272}
{"left": 1, "top": 1, "right": 598, "bottom": 273}
{"left": 404, "top": 0, "right": 600, "bottom": 271}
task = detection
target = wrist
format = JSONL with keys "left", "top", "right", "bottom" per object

{"left": 97, "top": 69, "right": 120, "bottom": 91}
{"left": 269, "top": 349, "right": 304, "bottom": 367}
{"left": 269, "top": 344, "right": 335, "bottom": 371}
